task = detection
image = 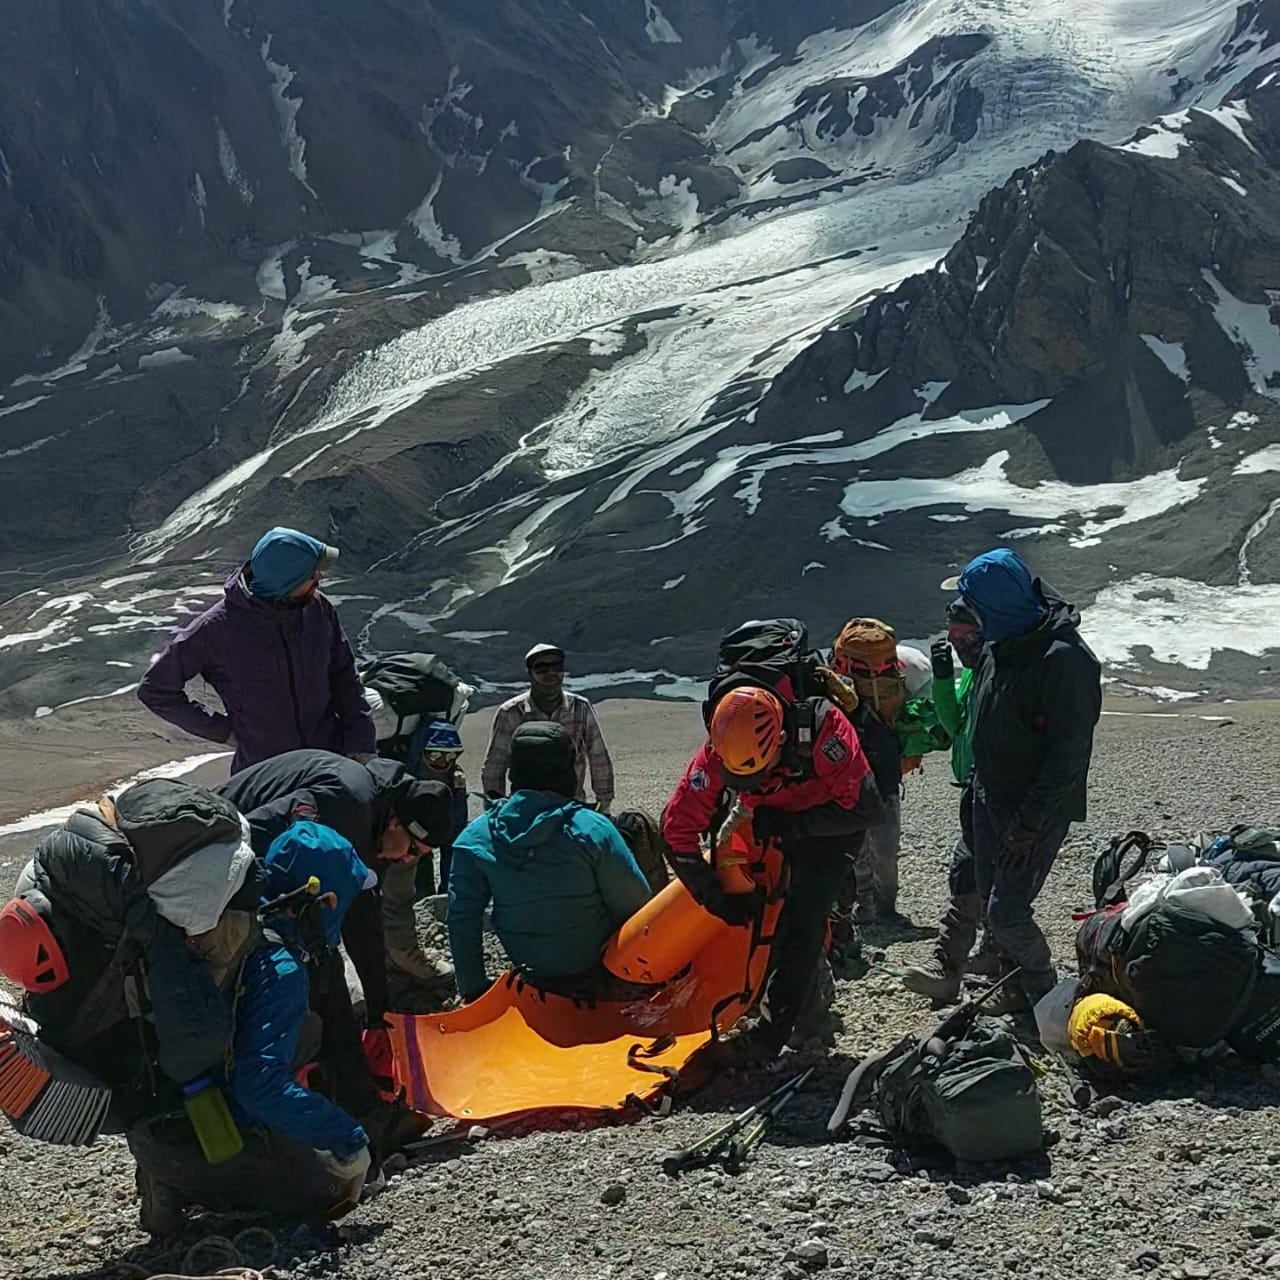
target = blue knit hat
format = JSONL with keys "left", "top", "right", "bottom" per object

{"left": 249, "top": 527, "right": 339, "bottom": 600}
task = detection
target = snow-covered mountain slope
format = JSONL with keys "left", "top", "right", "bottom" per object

{"left": 2, "top": 0, "right": 1280, "bottom": 713}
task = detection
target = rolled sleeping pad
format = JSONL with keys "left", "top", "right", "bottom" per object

{"left": 602, "top": 831, "right": 759, "bottom": 986}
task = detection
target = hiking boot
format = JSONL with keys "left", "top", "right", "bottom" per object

{"left": 965, "top": 948, "right": 1004, "bottom": 979}
{"left": 703, "top": 1022, "right": 786, "bottom": 1072}
{"left": 387, "top": 946, "right": 456, "bottom": 990}
{"left": 790, "top": 959, "right": 838, "bottom": 1049}
{"left": 135, "top": 1164, "right": 187, "bottom": 1238}
{"left": 901, "top": 953, "right": 962, "bottom": 1004}
{"left": 362, "top": 1098, "right": 431, "bottom": 1161}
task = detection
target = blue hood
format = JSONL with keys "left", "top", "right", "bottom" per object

{"left": 486, "top": 790, "right": 580, "bottom": 866}
{"left": 957, "top": 548, "right": 1047, "bottom": 644}
{"left": 263, "top": 821, "right": 373, "bottom": 948}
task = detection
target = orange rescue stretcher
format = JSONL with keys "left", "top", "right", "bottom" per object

{"left": 386, "top": 834, "right": 782, "bottom": 1125}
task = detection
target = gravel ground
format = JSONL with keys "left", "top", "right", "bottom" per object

{"left": 3, "top": 699, "right": 1280, "bottom": 1280}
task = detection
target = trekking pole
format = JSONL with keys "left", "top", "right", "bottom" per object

{"left": 724, "top": 1066, "right": 813, "bottom": 1171}
{"left": 660, "top": 1069, "right": 811, "bottom": 1176}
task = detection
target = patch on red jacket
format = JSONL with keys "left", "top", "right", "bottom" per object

{"left": 689, "top": 768, "right": 710, "bottom": 791}
{"left": 820, "top": 736, "right": 848, "bottom": 764}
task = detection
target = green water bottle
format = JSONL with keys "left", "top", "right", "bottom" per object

{"left": 182, "top": 1077, "right": 244, "bottom": 1165}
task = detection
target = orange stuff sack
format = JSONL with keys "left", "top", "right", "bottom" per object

{"left": 387, "top": 834, "right": 784, "bottom": 1124}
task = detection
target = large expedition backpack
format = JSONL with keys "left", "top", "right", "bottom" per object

{"left": 362, "top": 653, "right": 469, "bottom": 758}
{"left": 1077, "top": 899, "right": 1258, "bottom": 1049}
{"left": 702, "top": 619, "right": 854, "bottom": 774}
{"left": 874, "top": 1018, "right": 1043, "bottom": 1163}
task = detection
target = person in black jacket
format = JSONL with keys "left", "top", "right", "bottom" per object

{"left": 942, "top": 548, "right": 1102, "bottom": 1013}
{"left": 13, "top": 782, "right": 256, "bottom": 1119}
{"left": 219, "top": 750, "right": 455, "bottom": 1151}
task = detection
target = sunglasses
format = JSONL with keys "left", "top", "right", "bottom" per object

{"left": 423, "top": 751, "right": 461, "bottom": 768}
{"left": 531, "top": 662, "right": 564, "bottom": 674}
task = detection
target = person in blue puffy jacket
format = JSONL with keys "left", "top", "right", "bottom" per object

{"left": 448, "top": 723, "right": 652, "bottom": 1002}
{"left": 227, "top": 821, "right": 375, "bottom": 1161}
{"left": 130, "top": 822, "right": 379, "bottom": 1235}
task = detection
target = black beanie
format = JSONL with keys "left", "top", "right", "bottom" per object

{"left": 392, "top": 779, "right": 455, "bottom": 845}
{"left": 509, "top": 722, "right": 578, "bottom": 798}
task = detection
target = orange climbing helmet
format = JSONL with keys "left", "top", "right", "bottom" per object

{"left": 709, "top": 686, "right": 785, "bottom": 781}
{"left": 0, "top": 894, "right": 70, "bottom": 994}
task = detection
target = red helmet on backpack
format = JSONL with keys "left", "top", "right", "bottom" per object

{"left": 0, "top": 895, "right": 70, "bottom": 994}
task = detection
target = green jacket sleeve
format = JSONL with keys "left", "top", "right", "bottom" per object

{"left": 895, "top": 699, "right": 952, "bottom": 759}
{"left": 933, "top": 672, "right": 966, "bottom": 737}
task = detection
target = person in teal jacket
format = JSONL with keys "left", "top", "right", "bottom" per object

{"left": 903, "top": 599, "right": 998, "bottom": 1002}
{"left": 448, "top": 722, "right": 652, "bottom": 1001}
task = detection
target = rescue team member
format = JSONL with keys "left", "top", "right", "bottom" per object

{"left": 138, "top": 526, "right": 377, "bottom": 773}
{"left": 901, "top": 599, "right": 1003, "bottom": 1001}
{"left": 412, "top": 720, "right": 470, "bottom": 897}
{"left": 482, "top": 643, "right": 615, "bottom": 811}
{"left": 662, "top": 684, "right": 882, "bottom": 1059}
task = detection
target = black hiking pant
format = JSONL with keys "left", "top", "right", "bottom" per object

{"left": 971, "top": 786, "right": 1071, "bottom": 1001}
{"left": 760, "top": 834, "right": 860, "bottom": 1049}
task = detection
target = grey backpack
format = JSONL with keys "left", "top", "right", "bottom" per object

{"left": 875, "top": 1018, "right": 1043, "bottom": 1163}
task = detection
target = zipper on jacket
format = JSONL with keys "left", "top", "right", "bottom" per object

{"left": 280, "top": 628, "right": 306, "bottom": 742}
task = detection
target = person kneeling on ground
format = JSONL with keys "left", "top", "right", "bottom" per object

{"left": 662, "top": 680, "right": 883, "bottom": 1061}
{"left": 130, "top": 822, "right": 376, "bottom": 1235}
{"left": 448, "top": 723, "right": 653, "bottom": 1002}
{"left": 221, "top": 749, "right": 456, "bottom": 1151}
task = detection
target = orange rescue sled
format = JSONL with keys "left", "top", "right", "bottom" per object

{"left": 388, "top": 836, "right": 782, "bottom": 1124}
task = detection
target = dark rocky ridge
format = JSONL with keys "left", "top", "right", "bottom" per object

{"left": 0, "top": 0, "right": 896, "bottom": 388}
{"left": 3, "top": 2, "right": 1280, "bottom": 711}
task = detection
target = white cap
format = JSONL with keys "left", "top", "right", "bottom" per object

{"left": 525, "top": 643, "right": 565, "bottom": 667}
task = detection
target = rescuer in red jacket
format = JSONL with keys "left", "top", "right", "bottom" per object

{"left": 662, "top": 682, "right": 883, "bottom": 1058}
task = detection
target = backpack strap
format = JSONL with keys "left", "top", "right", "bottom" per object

{"left": 1094, "top": 832, "right": 1154, "bottom": 910}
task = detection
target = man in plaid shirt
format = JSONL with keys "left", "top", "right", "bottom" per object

{"left": 481, "top": 643, "right": 615, "bottom": 811}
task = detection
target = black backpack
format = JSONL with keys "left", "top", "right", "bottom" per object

{"left": 363, "top": 653, "right": 464, "bottom": 748}
{"left": 1091, "top": 832, "right": 1155, "bottom": 910}
{"left": 1079, "top": 900, "right": 1259, "bottom": 1049}
{"left": 1228, "top": 957, "right": 1280, "bottom": 1062}
{"left": 1089, "top": 832, "right": 1198, "bottom": 911}
{"left": 702, "top": 620, "right": 833, "bottom": 772}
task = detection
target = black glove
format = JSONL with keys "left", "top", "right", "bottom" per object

{"left": 998, "top": 824, "right": 1039, "bottom": 872}
{"left": 930, "top": 638, "right": 955, "bottom": 680}
{"left": 671, "top": 854, "right": 764, "bottom": 927}
{"left": 708, "top": 886, "right": 766, "bottom": 927}
{"left": 751, "top": 806, "right": 791, "bottom": 841}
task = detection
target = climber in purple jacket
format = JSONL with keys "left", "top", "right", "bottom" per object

{"left": 138, "top": 528, "right": 377, "bottom": 773}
